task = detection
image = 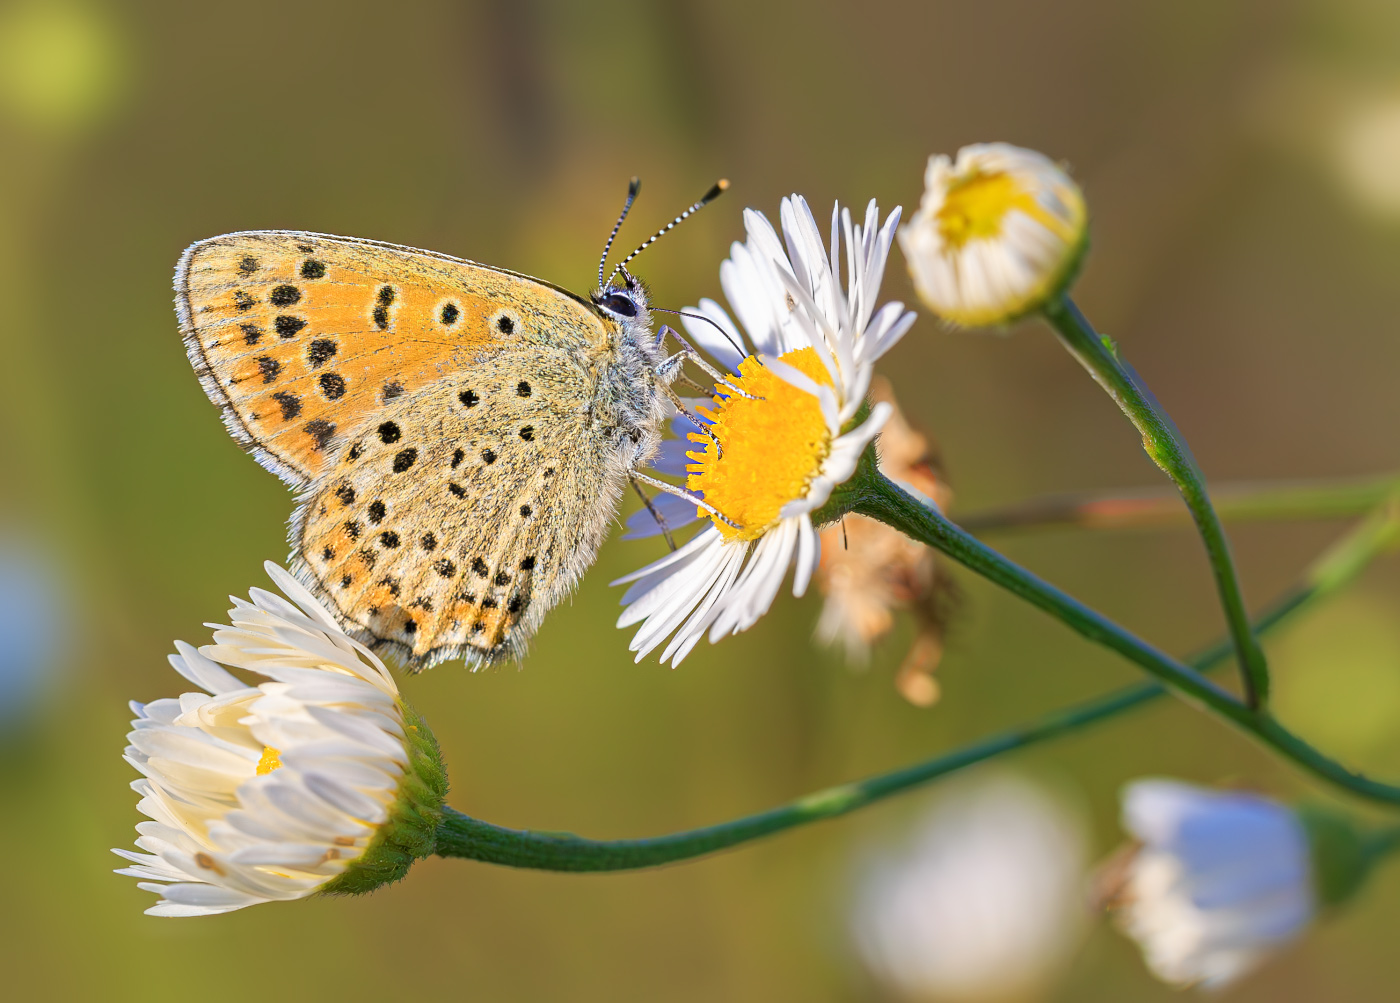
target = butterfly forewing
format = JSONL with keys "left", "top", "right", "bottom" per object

{"left": 176, "top": 231, "right": 605, "bottom": 485}
{"left": 177, "top": 230, "right": 631, "bottom": 667}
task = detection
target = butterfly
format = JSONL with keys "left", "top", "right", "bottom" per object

{"left": 175, "top": 179, "right": 734, "bottom": 669}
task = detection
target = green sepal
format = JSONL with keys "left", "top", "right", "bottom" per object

{"left": 1297, "top": 802, "right": 1372, "bottom": 908}
{"left": 320, "top": 700, "right": 449, "bottom": 896}
{"left": 809, "top": 399, "right": 881, "bottom": 529}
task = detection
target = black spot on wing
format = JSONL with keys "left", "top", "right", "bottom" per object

{"left": 270, "top": 285, "right": 301, "bottom": 307}
{"left": 307, "top": 339, "right": 337, "bottom": 367}
{"left": 319, "top": 373, "right": 346, "bottom": 400}
{"left": 305, "top": 418, "right": 335, "bottom": 450}
{"left": 272, "top": 392, "right": 302, "bottom": 421}
{"left": 276, "top": 316, "right": 306, "bottom": 338}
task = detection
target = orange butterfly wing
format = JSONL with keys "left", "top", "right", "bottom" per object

{"left": 176, "top": 230, "right": 606, "bottom": 487}
{"left": 177, "top": 231, "right": 631, "bottom": 668}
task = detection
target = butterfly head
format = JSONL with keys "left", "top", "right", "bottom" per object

{"left": 592, "top": 176, "right": 728, "bottom": 327}
{"left": 592, "top": 275, "right": 648, "bottom": 322}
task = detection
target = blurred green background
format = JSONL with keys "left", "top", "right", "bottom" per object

{"left": 4, "top": 0, "right": 1400, "bottom": 999}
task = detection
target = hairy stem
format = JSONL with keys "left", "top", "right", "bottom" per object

{"left": 1043, "top": 295, "right": 1270, "bottom": 708}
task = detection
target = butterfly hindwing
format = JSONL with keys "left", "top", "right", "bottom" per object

{"left": 293, "top": 350, "right": 627, "bottom": 668}
{"left": 176, "top": 230, "right": 606, "bottom": 486}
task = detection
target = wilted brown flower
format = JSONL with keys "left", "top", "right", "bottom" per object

{"left": 815, "top": 377, "right": 957, "bottom": 706}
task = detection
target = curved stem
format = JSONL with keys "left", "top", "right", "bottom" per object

{"left": 435, "top": 499, "right": 1400, "bottom": 871}
{"left": 433, "top": 672, "right": 1210, "bottom": 871}
{"left": 1043, "top": 295, "right": 1270, "bottom": 708}
{"left": 853, "top": 471, "right": 1400, "bottom": 805}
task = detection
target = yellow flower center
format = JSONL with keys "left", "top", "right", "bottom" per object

{"left": 256, "top": 745, "right": 282, "bottom": 775}
{"left": 937, "top": 169, "right": 1075, "bottom": 248}
{"left": 687, "top": 347, "right": 833, "bottom": 542}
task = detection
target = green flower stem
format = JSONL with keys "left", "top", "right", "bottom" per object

{"left": 853, "top": 470, "right": 1400, "bottom": 805}
{"left": 958, "top": 474, "right": 1400, "bottom": 535}
{"left": 1042, "top": 295, "right": 1270, "bottom": 708}
{"left": 434, "top": 496, "right": 1400, "bottom": 872}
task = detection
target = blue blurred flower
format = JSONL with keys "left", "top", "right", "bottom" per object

{"left": 0, "top": 538, "right": 63, "bottom": 730}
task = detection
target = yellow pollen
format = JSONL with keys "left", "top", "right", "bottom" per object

{"left": 937, "top": 169, "right": 1074, "bottom": 248}
{"left": 687, "top": 346, "right": 833, "bottom": 542}
{"left": 256, "top": 745, "right": 282, "bottom": 775}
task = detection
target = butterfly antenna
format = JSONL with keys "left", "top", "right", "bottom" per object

{"left": 598, "top": 177, "right": 642, "bottom": 290}
{"left": 608, "top": 178, "right": 729, "bottom": 289}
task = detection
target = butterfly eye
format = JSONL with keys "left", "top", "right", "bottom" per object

{"left": 600, "top": 293, "right": 638, "bottom": 318}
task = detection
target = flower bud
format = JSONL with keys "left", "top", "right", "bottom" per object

{"left": 113, "top": 563, "right": 447, "bottom": 916}
{"left": 1105, "top": 779, "right": 1316, "bottom": 989}
{"left": 899, "top": 143, "right": 1087, "bottom": 327}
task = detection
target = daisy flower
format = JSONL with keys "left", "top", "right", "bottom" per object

{"left": 899, "top": 143, "right": 1087, "bottom": 327}
{"left": 113, "top": 562, "right": 446, "bottom": 916}
{"left": 615, "top": 195, "right": 916, "bottom": 665}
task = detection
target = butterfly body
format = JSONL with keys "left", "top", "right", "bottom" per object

{"left": 177, "top": 230, "right": 673, "bottom": 668}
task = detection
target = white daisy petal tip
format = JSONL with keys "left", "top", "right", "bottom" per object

{"left": 620, "top": 193, "right": 912, "bottom": 661}
{"left": 116, "top": 566, "right": 449, "bottom": 916}
{"left": 900, "top": 143, "right": 1087, "bottom": 328}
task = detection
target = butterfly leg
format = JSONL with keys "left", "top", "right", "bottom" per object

{"left": 658, "top": 382, "right": 724, "bottom": 460}
{"left": 628, "top": 475, "right": 678, "bottom": 552}
{"left": 655, "top": 325, "right": 761, "bottom": 400}
{"left": 630, "top": 470, "right": 740, "bottom": 531}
